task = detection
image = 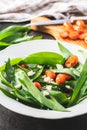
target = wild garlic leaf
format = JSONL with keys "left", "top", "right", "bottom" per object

{"left": 69, "top": 59, "right": 87, "bottom": 106}
{"left": 5, "top": 58, "right": 15, "bottom": 85}
{"left": 23, "top": 52, "right": 65, "bottom": 66}
{"left": 58, "top": 42, "right": 72, "bottom": 59}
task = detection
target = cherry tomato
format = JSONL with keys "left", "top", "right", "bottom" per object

{"left": 33, "top": 82, "right": 42, "bottom": 90}
{"left": 20, "top": 64, "right": 28, "bottom": 68}
{"left": 45, "top": 70, "right": 56, "bottom": 79}
{"left": 84, "top": 36, "right": 87, "bottom": 44}
{"left": 79, "top": 33, "right": 87, "bottom": 40}
{"left": 63, "top": 22, "right": 74, "bottom": 31}
{"left": 60, "top": 31, "right": 69, "bottom": 39}
{"left": 75, "top": 20, "right": 86, "bottom": 28}
{"left": 73, "top": 25, "right": 84, "bottom": 34}
{"left": 69, "top": 31, "right": 79, "bottom": 40}
{"left": 65, "top": 55, "right": 78, "bottom": 68}
{"left": 55, "top": 73, "right": 72, "bottom": 84}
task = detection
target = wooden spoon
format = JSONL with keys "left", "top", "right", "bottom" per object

{"left": 31, "top": 16, "right": 87, "bottom": 49}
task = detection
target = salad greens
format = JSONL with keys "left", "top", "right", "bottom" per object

{"left": 58, "top": 42, "right": 72, "bottom": 59}
{"left": 0, "top": 42, "right": 87, "bottom": 112}
{"left": 68, "top": 59, "right": 87, "bottom": 106}
{"left": 23, "top": 52, "right": 65, "bottom": 65}
{"left": 0, "top": 25, "right": 42, "bottom": 50}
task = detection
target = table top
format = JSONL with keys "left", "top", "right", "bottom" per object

{"left": 1, "top": 104, "right": 87, "bottom": 130}
{"left": 0, "top": 22, "right": 87, "bottom": 130}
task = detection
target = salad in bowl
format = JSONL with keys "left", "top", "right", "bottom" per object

{"left": 0, "top": 40, "right": 87, "bottom": 119}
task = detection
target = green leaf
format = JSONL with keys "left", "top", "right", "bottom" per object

{"left": 0, "top": 87, "right": 16, "bottom": 99}
{"left": 11, "top": 36, "right": 33, "bottom": 43}
{"left": 52, "top": 68, "right": 80, "bottom": 78}
{"left": 15, "top": 69, "right": 68, "bottom": 111}
{"left": 0, "top": 42, "right": 11, "bottom": 47}
{"left": 3, "top": 32, "right": 23, "bottom": 43}
{"left": 78, "top": 81, "right": 87, "bottom": 100}
{"left": 0, "top": 72, "right": 13, "bottom": 88}
{"left": 0, "top": 25, "right": 29, "bottom": 35}
{"left": 14, "top": 89, "right": 43, "bottom": 108}
{"left": 0, "top": 31, "right": 14, "bottom": 41}
{"left": 0, "top": 25, "right": 29, "bottom": 41}
{"left": 58, "top": 42, "right": 72, "bottom": 59}
{"left": 23, "top": 52, "right": 65, "bottom": 66}
{"left": 49, "top": 90, "right": 69, "bottom": 104}
{"left": 0, "top": 58, "right": 22, "bottom": 71}
{"left": 0, "top": 42, "right": 11, "bottom": 50}
{"left": 11, "top": 35, "right": 42, "bottom": 44}
{"left": 78, "top": 50, "right": 87, "bottom": 62}
{"left": 5, "top": 59, "right": 15, "bottom": 84}
{"left": 29, "top": 35, "right": 43, "bottom": 40}
{"left": 69, "top": 59, "right": 87, "bottom": 106}
{"left": 31, "top": 66, "right": 44, "bottom": 81}
{"left": 0, "top": 25, "right": 30, "bottom": 50}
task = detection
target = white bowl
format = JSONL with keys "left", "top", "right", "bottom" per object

{"left": 0, "top": 39, "right": 87, "bottom": 119}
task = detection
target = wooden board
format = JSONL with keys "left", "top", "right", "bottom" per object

{"left": 31, "top": 16, "right": 87, "bottom": 49}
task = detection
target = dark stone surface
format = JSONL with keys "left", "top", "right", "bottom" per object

{"left": 1, "top": 104, "right": 87, "bottom": 130}
{"left": 0, "top": 22, "right": 87, "bottom": 130}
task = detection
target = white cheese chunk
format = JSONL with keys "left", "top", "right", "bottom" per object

{"left": 56, "top": 64, "right": 63, "bottom": 70}
{"left": 15, "top": 84, "right": 22, "bottom": 89}
{"left": 37, "top": 65, "right": 42, "bottom": 69}
{"left": 42, "top": 91, "right": 49, "bottom": 96}
{"left": 46, "top": 85, "right": 52, "bottom": 91}
{"left": 27, "top": 70, "right": 35, "bottom": 76}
